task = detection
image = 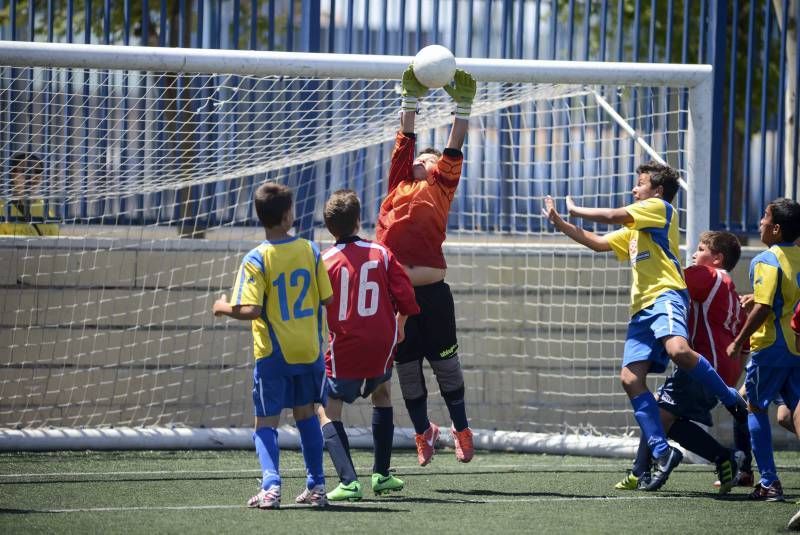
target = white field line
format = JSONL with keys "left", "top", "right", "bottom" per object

{"left": 36, "top": 495, "right": 690, "bottom": 514}
{"left": 0, "top": 462, "right": 730, "bottom": 480}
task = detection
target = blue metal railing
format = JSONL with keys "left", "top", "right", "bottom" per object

{"left": 0, "top": 0, "right": 796, "bottom": 234}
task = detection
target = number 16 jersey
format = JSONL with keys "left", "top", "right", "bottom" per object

{"left": 322, "top": 236, "right": 420, "bottom": 379}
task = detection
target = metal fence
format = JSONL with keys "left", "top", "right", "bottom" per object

{"left": 0, "top": 0, "right": 796, "bottom": 233}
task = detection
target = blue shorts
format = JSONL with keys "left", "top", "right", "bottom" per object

{"left": 326, "top": 369, "right": 392, "bottom": 404}
{"left": 623, "top": 290, "right": 689, "bottom": 374}
{"left": 657, "top": 368, "right": 718, "bottom": 426}
{"left": 252, "top": 360, "right": 327, "bottom": 417}
{"left": 745, "top": 352, "right": 800, "bottom": 412}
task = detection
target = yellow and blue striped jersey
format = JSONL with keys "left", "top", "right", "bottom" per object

{"left": 749, "top": 243, "right": 800, "bottom": 360}
{"left": 231, "top": 236, "right": 333, "bottom": 374}
{"left": 0, "top": 199, "right": 59, "bottom": 236}
{"left": 607, "top": 197, "right": 686, "bottom": 316}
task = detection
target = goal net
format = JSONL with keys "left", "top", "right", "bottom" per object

{"left": 0, "top": 42, "right": 711, "bottom": 453}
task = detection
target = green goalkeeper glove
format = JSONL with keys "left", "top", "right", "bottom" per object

{"left": 401, "top": 65, "right": 429, "bottom": 112}
{"left": 443, "top": 69, "right": 476, "bottom": 118}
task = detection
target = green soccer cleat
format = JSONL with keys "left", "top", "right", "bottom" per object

{"left": 326, "top": 480, "right": 363, "bottom": 502}
{"left": 614, "top": 470, "right": 642, "bottom": 491}
{"left": 372, "top": 473, "right": 405, "bottom": 495}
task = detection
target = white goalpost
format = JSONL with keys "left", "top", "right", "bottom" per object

{"left": 0, "top": 41, "right": 711, "bottom": 453}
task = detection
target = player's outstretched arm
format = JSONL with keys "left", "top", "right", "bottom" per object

{"left": 212, "top": 294, "right": 261, "bottom": 320}
{"left": 566, "top": 196, "right": 633, "bottom": 225}
{"left": 443, "top": 69, "right": 476, "bottom": 150}
{"left": 542, "top": 195, "right": 612, "bottom": 252}
{"left": 400, "top": 65, "right": 428, "bottom": 133}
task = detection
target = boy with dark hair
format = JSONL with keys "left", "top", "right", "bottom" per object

{"left": 543, "top": 162, "right": 746, "bottom": 492}
{"left": 727, "top": 198, "right": 800, "bottom": 502}
{"left": 376, "top": 66, "right": 477, "bottom": 466}
{"left": 213, "top": 181, "right": 334, "bottom": 509}
{"left": 615, "top": 231, "right": 750, "bottom": 494}
{"left": 0, "top": 152, "right": 58, "bottom": 236}
{"left": 312, "top": 189, "right": 419, "bottom": 502}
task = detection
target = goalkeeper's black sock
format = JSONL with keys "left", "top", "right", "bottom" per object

{"left": 442, "top": 386, "right": 469, "bottom": 432}
{"left": 322, "top": 421, "right": 357, "bottom": 485}
{"left": 667, "top": 419, "right": 728, "bottom": 463}
{"left": 733, "top": 414, "right": 753, "bottom": 472}
{"left": 372, "top": 407, "right": 394, "bottom": 476}
{"left": 404, "top": 395, "right": 430, "bottom": 435}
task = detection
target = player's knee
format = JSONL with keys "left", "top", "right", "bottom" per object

{"left": 777, "top": 405, "right": 793, "bottom": 430}
{"left": 371, "top": 382, "right": 392, "bottom": 407}
{"left": 430, "top": 356, "right": 464, "bottom": 393}
{"left": 441, "top": 385, "right": 465, "bottom": 402}
{"left": 396, "top": 360, "right": 427, "bottom": 400}
{"left": 619, "top": 367, "right": 646, "bottom": 394}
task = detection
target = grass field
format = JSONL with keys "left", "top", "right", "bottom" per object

{"left": 2, "top": 448, "right": 799, "bottom": 534}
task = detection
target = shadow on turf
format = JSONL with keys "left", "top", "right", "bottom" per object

{"left": 0, "top": 508, "right": 58, "bottom": 514}
{"left": 437, "top": 488, "right": 759, "bottom": 501}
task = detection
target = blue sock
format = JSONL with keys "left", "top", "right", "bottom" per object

{"left": 296, "top": 415, "right": 325, "bottom": 488}
{"left": 322, "top": 421, "right": 357, "bottom": 485}
{"left": 686, "top": 355, "right": 737, "bottom": 406}
{"left": 253, "top": 427, "right": 280, "bottom": 489}
{"left": 630, "top": 391, "right": 669, "bottom": 459}
{"left": 404, "top": 395, "right": 430, "bottom": 435}
{"left": 372, "top": 407, "right": 394, "bottom": 476}
{"left": 749, "top": 410, "right": 777, "bottom": 485}
{"left": 632, "top": 433, "right": 652, "bottom": 476}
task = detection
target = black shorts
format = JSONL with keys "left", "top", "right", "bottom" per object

{"left": 395, "top": 280, "right": 458, "bottom": 365}
{"left": 657, "top": 368, "right": 718, "bottom": 427}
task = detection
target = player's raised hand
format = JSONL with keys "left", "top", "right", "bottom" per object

{"left": 443, "top": 69, "right": 476, "bottom": 104}
{"left": 542, "top": 195, "right": 565, "bottom": 228}
{"left": 401, "top": 65, "right": 429, "bottom": 99}
{"left": 565, "top": 196, "right": 578, "bottom": 215}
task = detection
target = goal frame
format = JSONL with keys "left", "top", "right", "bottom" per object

{"left": 0, "top": 41, "right": 712, "bottom": 454}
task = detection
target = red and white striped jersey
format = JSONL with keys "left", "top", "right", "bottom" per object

{"left": 322, "top": 237, "right": 420, "bottom": 379}
{"left": 685, "top": 265, "right": 746, "bottom": 387}
{"left": 791, "top": 301, "right": 800, "bottom": 334}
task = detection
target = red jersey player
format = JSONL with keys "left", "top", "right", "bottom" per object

{"left": 615, "top": 231, "right": 751, "bottom": 493}
{"left": 375, "top": 65, "right": 476, "bottom": 466}
{"left": 792, "top": 300, "right": 800, "bottom": 352}
{"left": 313, "top": 189, "right": 419, "bottom": 503}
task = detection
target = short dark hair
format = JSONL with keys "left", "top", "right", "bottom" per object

{"left": 768, "top": 198, "right": 800, "bottom": 243}
{"left": 324, "top": 189, "right": 361, "bottom": 238}
{"left": 418, "top": 147, "right": 442, "bottom": 158}
{"left": 10, "top": 152, "right": 43, "bottom": 178}
{"left": 254, "top": 182, "right": 293, "bottom": 229}
{"left": 636, "top": 160, "right": 680, "bottom": 203}
{"left": 699, "top": 231, "right": 741, "bottom": 272}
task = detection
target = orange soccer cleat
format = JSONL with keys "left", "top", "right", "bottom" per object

{"left": 451, "top": 426, "right": 474, "bottom": 463}
{"left": 414, "top": 423, "right": 440, "bottom": 466}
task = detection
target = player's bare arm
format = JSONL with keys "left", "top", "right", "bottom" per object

{"left": 212, "top": 294, "right": 261, "bottom": 320}
{"left": 726, "top": 302, "right": 771, "bottom": 359}
{"left": 566, "top": 196, "right": 634, "bottom": 225}
{"left": 542, "top": 195, "right": 612, "bottom": 252}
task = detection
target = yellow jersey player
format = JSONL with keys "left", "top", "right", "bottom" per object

{"left": 727, "top": 198, "right": 800, "bottom": 502}
{"left": 543, "top": 162, "right": 745, "bottom": 492}
{"left": 213, "top": 182, "right": 333, "bottom": 509}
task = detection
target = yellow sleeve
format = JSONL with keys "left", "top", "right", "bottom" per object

{"left": 752, "top": 262, "right": 779, "bottom": 306}
{"left": 606, "top": 228, "right": 634, "bottom": 262}
{"left": 231, "top": 256, "right": 267, "bottom": 306}
{"left": 316, "top": 253, "right": 334, "bottom": 302}
{"left": 624, "top": 197, "right": 667, "bottom": 230}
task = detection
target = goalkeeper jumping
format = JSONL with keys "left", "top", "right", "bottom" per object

{"left": 375, "top": 65, "right": 476, "bottom": 466}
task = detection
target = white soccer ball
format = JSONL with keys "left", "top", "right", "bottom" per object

{"left": 412, "top": 45, "right": 457, "bottom": 88}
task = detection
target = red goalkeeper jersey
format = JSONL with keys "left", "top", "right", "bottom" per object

{"left": 322, "top": 236, "right": 420, "bottom": 379}
{"left": 376, "top": 131, "right": 463, "bottom": 269}
{"left": 685, "top": 265, "right": 746, "bottom": 387}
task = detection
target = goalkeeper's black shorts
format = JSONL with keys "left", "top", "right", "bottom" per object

{"left": 395, "top": 280, "right": 458, "bottom": 364}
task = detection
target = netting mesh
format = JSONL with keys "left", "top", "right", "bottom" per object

{"left": 1, "top": 63, "right": 690, "bottom": 440}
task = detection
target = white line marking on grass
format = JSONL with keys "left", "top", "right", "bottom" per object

{"left": 32, "top": 495, "right": 691, "bottom": 514}
{"left": 0, "top": 463, "right": 631, "bottom": 479}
